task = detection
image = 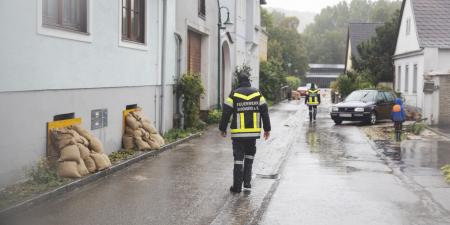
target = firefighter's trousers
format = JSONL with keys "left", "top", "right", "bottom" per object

{"left": 232, "top": 139, "right": 257, "bottom": 189}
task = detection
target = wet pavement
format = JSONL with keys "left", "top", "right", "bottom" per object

{"left": 2, "top": 98, "right": 300, "bottom": 225}
{"left": 3, "top": 91, "right": 450, "bottom": 225}
{"left": 259, "top": 93, "right": 450, "bottom": 225}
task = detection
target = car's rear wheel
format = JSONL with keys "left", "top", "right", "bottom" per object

{"left": 334, "top": 119, "right": 342, "bottom": 125}
{"left": 369, "top": 112, "right": 377, "bottom": 125}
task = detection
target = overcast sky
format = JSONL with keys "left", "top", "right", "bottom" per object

{"left": 265, "top": 0, "right": 350, "bottom": 13}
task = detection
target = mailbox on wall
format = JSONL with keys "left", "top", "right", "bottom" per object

{"left": 423, "top": 81, "right": 436, "bottom": 93}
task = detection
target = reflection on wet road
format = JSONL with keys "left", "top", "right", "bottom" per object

{"left": 260, "top": 93, "right": 450, "bottom": 225}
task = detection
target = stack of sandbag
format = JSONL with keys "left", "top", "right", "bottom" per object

{"left": 122, "top": 109, "right": 165, "bottom": 151}
{"left": 50, "top": 125, "right": 111, "bottom": 179}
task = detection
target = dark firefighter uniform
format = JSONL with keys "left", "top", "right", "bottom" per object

{"left": 305, "top": 89, "right": 321, "bottom": 121}
{"left": 219, "top": 81, "right": 271, "bottom": 193}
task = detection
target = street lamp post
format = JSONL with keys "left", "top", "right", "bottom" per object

{"left": 217, "top": 0, "right": 232, "bottom": 109}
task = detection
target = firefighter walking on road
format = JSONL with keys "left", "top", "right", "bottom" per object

{"left": 219, "top": 71, "right": 271, "bottom": 194}
{"left": 305, "top": 83, "right": 321, "bottom": 122}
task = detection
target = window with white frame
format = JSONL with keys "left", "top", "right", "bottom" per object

{"left": 406, "top": 18, "right": 411, "bottom": 35}
{"left": 405, "top": 65, "right": 409, "bottom": 92}
{"left": 122, "top": 0, "right": 146, "bottom": 44}
{"left": 43, "top": 0, "right": 88, "bottom": 33}
{"left": 198, "top": 0, "right": 206, "bottom": 18}
{"left": 413, "top": 64, "right": 418, "bottom": 93}
{"left": 397, "top": 66, "right": 402, "bottom": 92}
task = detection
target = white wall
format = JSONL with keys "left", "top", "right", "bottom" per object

{"left": 0, "top": 85, "right": 174, "bottom": 188}
{"left": 0, "top": 0, "right": 164, "bottom": 92}
{"left": 438, "top": 49, "right": 450, "bottom": 72}
{"left": 175, "top": 0, "right": 220, "bottom": 110}
{"left": 394, "top": 0, "right": 421, "bottom": 55}
{"left": 394, "top": 55, "right": 424, "bottom": 108}
{"left": 0, "top": 0, "right": 177, "bottom": 187}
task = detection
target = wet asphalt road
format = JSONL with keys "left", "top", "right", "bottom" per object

{"left": 3, "top": 91, "right": 450, "bottom": 225}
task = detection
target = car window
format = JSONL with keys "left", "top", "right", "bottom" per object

{"left": 376, "top": 92, "right": 387, "bottom": 103}
{"left": 384, "top": 92, "right": 395, "bottom": 102}
{"left": 345, "top": 91, "right": 377, "bottom": 103}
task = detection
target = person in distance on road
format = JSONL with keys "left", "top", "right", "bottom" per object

{"left": 219, "top": 71, "right": 271, "bottom": 194}
{"left": 391, "top": 98, "right": 406, "bottom": 142}
{"left": 305, "top": 83, "right": 321, "bottom": 122}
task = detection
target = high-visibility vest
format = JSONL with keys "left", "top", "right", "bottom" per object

{"left": 224, "top": 90, "right": 267, "bottom": 139}
{"left": 306, "top": 89, "right": 320, "bottom": 105}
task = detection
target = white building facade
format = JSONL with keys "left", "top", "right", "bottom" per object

{"left": 0, "top": 0, "right": 177, "bottom": 188}
{"left": 393, "top": 0, "right": 450, "bottom": 125}
{"left": 175, "top": 0, "right": 264, "bottom": 112}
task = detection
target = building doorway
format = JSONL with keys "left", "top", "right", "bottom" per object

{"left": 221, "top": 41, "right": 231, "bottom": 104}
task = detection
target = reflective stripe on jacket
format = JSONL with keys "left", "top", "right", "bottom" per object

{"left": 305, "top": 89, "right": 321, "bottom": 106}
{"left": 219, "top": 82, "right": 271, "bottom": 139}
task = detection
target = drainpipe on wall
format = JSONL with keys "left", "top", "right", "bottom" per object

{"left": 174, "top": 33, "right": 185, "bottom": 129}
{"left": 159, "top": 0, "right": 168, "bottom": 134}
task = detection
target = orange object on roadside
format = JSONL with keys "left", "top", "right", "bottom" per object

{"left": 392, "top": 104, "right": 401, "bottom": 112}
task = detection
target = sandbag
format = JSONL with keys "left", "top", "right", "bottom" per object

{"left": 68, "top": 129, "right": 84, "bottom": 143}
{"left": 77, "top": 159, "right": 90, "bottom": 176}
{"left": 135, "top": 137, "right": 151, "bottom": 151}
{"left": 59, "top": 145, "right": 81, "bottom": 163}
{"left": 125, "top": 127, "right": 135, "bottom": 136}
{"left": 57, "top": 161, "right": 81, "bottom": 178}
{"left": 142, "top": 121, "right": 157, "bottom": 134}
{"left": 102, "top": 153, "right": 112, "bottom": 168}
{"left": 126, "top": 114, "right": 141, "bottom": 130}
{"left": 131, "top": 110, "right": 145, "bottom": 121}
{"left": 84, "top": 156, "right": 97, "bottom": 173}
{"left": 140, "top": 128, "right": 149, "bottom": 136}
{"left": 51, "top": 128, "right": 75, "bottom": 149}
{"left": 91, "top": 153, "right": 110, "bottom": 171}
{"left": 133, "top": 129, "right": 144, "bottom": 138}
{"left": 51, "top": 128, "right": 73, "bottom": 141}
{"left": 55, "top": 138, "right": 77, "bottom": 150}
{"left": 148, "top": 139, "right": 161, "bottom": 150}
{"left": 71, "top": 125, "right": 94, "bottom": 141}
{"left": 151, "top": 134, "right": 165, "bottom": 146}
{"left": 89, "top": 136, "right": 104, "bottom": 153}
{"left": 122, "top": 135, "right": 135, "bottom": 150}
{"left": 78, "top": 135, "right": 89, "bottom": 146}
{"left": 77, "top": 143, "right": 91, "bottom": 160}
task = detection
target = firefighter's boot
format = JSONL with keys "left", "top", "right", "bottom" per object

{"left": 230, "top": 161, "right": 243, "bottom": 193}
{"left": 243, "top": 155, "right": 254, "bottom": 190}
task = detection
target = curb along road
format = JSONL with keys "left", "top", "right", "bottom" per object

{"left": 0, "top": 132, "right": 202, "bottom": 218}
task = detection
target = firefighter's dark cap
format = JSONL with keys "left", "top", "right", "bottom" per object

{"left": 237, "top": 71, "right": 251, "bottom": 82}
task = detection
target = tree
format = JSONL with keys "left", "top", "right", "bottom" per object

{"left": 303, "top": 0, "right": 401, "bottom": 64}
{"left": 353, "top": 10, "right": 401, "bottom": 84}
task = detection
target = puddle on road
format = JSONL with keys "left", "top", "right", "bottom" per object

{"left": 377, "top": 140, "right": 450, "bottom": 169}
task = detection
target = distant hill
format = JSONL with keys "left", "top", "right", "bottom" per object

{"left": 266, "top": 7, "right": 316, "bottom": 33}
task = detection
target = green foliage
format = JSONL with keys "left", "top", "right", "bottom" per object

{"left": 108, "top": 150, "right": 136, "bottom": 163}
{"left": 0, "top": 158, "right": 69, "bottom": 210}
{"left": 178, "top": 73, "right": 205, "bottom": 128}
{"left": 441, "top": 165, "right": 450, "bottom": 183}
{"left": 286, "top": 76, "right": 301, "bottom": 90}
{"left": 163, "top": 128, "right": 200, "bottom": 144}
{"left": 207, "top": 109, "right": 222, "bottom": 124}
{"left": 335, "top": 71, "right": 375, "bottom": 97}
{"left": 259, "top": 60, "right": 287, "bottom": 101}
{"left": 27, "top": 158, "right": 60, "bottom": 185}
{"left": 303, "top": 0, "right": 401, "bottom": 64}
{"left": 410, "top": 122, "right": 427, "bottom": 135}
{"left": 262, "top": 8, "right": 309, "bottom": 76}
{"left": 353, "top": 10, "right": 401, "bottom": 84}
